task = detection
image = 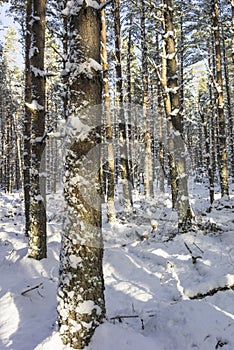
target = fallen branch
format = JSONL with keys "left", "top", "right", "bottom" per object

{"left": 189, "top": 284, "right": 234, "bottom": 300}
{"left": 193, "top": 242, "right": 204, "bottom": 254}
{"left": 110, "top": 314, "right": 139, "bottom": 322}
{"left": 110, "top": 315, "right": 143, "bottom": 329}
{"left": 21, "top": 282, "right": 43, "bottom": 296}
{"left": 184, "top": 242, "right": 202, "bottom": 264}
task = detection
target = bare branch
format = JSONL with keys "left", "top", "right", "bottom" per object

{"left": 21, "top": 282, "right": 43, "bottom": 296}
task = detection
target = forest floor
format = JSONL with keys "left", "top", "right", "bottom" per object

{"left": 0, "top": 179, "right": 234, "bottom": 350}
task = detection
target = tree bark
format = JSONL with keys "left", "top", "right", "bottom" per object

{"left": 57, "top": 2, "right": 105, "bottom": 348}
{"left": 23, "top": 0, "right": 32, "bottom": 237}
{"left": 114, "top": 0, "right": 133, "bottom": 208}
{"left": 101, "top": 0, "right": 116, "bottom": 222}
{"left": 28, "top": 0, "right": 47, "bottom": 260}
{"left": 162, "top": 0, "right": 192, "bottom": 232}
{"left": 140, "top": 0, "right": 153, "bottom": 197}
{"left": 232, "top": 0, "right": 234, "bottom": 64}
{"left": 212, "top": 0, "right": 229, "bottom": 196}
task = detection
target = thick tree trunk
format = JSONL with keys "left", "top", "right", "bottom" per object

{"left": 28, "top": 0, "right": 47, "bottom": 260}
{"left": 57, "top": 2, "right": 105, "bottom": 349}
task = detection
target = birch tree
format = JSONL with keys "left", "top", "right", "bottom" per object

{"left": 57, "top": 1, "right": 105, "bottom": 348}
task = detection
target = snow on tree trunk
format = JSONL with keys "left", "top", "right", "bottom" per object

{"left": 28, "top": 0, "right": 47, "bottom": 260}
{"left": 162, "top": 0, "right": 192, "bottom": 232}
{"left": 57, "top": 2, "right": 105, "bottom": 349}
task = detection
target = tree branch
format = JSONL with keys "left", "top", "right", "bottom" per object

{"left": 21, "top": 282, "right": 43, "bottom": 296}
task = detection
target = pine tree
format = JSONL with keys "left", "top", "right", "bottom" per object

{"left": 212, "top": 0, "right": 229, "bottom": 197}
{"left": 162, "top": 0, "right": 193, "bottom": 232}
{"left": 24, "top": 0, "right": 32, "bottom": 236}
{"left": 101, "top": 0, "right": 116, "bottom": 222}
{"left": 57, "top": 1, "right": 105, "bottom": 348}
{"left": 27, "top": 0, "right": 47, "bottom": 260}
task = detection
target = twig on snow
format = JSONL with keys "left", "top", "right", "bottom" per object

{"left": 21, "top": 282, "right": 43, "bottom": 296}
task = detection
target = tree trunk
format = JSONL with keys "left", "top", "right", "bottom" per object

{"left": 212, "top": 0, "right": 229, "bottom": 196}
{"left": 57, "top": 2, "right": 105, "bottom": 348}
{"left": 101, "top": 0, "right": 116, "bottom": 222}
{"left": 140, "top": 0, "right": 153, "bottom": 197}
{"left": 114, "top": 0, "right": 133, "bottom": 208}
{"left": 161, "top": 0, "right": 177, "bottom": 209}
{"left": 28, "top": 0, "right": 47, "bottom": 260}
{"left": 162, "top": 0, "right": 192, "bottom": 232}
{"left": 24, "top": 0, "right": 32, "bottom": 237}
{"left": 232, "top": 0, "right": 234, "bottom": 64}
{"left": 221, "top": 26, "right": 234, "bottom": 180}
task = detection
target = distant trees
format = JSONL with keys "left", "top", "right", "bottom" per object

{"left": 0, "top": 27, "right": 23, "bottom": 193}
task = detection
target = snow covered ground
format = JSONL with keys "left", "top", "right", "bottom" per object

{"left": 0, "top": 181, "right": 234, "bottom": 350}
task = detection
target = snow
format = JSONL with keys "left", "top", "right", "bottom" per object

{"left": 75, "top": 58, "right": 102, "bottom": 79}
{"left": 75, "top": 301, "right": 101, "bottom": 315}
{"left": 61, "top": 0, "right": 100, "bottom": 15}
{"left": 0, "top": 182, "right": 234, "bottom": 350}
{"left": 31, "top": 67, "right": 45, "bottom": 77}
{"left": 67, "top": 116, "right": 91, "bottom": 139}
{"left": 25, "top": 100, "right": 44, "bottom": 112}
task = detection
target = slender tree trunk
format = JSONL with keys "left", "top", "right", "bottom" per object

{"left": 127, "top": 13, "right": 136, "bottom": 188}
{"left": 140, "top": 0, "right": 153, "bottom": 197}
{"left": 198, "top": 97, "right": 214, "bottom": 205}
{"left": 156, "top": 18, "right": 165, "bottom": 193}
{"left": 179, "top": 13, "right": 184, "bottom": 113}
{"left": 232, "top": 0, "right": 234, "bottom": 63}
{"left": 58, "top": 2, "right": 105, "bottom": 348}
{"left": 60, "top": 0, "right": 68, "bottom": 120}
{"left": 163, "top": 0, "right": 192, "bottom": 232}
{"left": 101, "top": 0, "right": 116, "bottom": 222}
{"left": 28, "top": 0, "right": 47, "bottom": 260}
{"left": 161, "top": 1, "right": 177, "bottom": 209}
{"left": 221, "top": 26, "right": 234, "bottom": 180}
{"left": 114, "top": 0, "right": 133, "bottom": 208}
{"left": 24, "top": 0, "right": 32, "bottom": 237}
{"left": 212, "top": 0, "right": 229, "bottom": 196}
{"left": 208, "top": 37, "right": 218, "bottom": 183}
